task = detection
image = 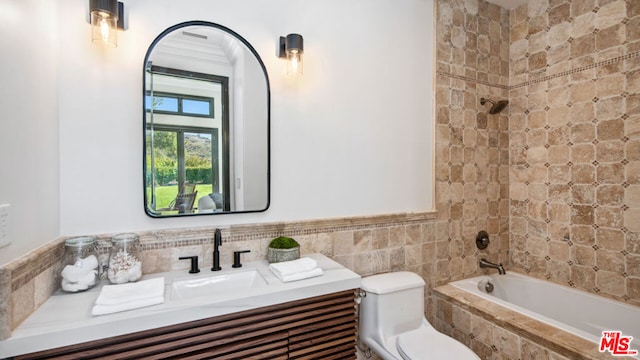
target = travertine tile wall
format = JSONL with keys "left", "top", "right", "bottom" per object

{"left": 434, "top": 0, "right": 511, "bottom": 287}
{"left": 0, "top": 212, "right": 436, "bottom": 340}
{"left": 508, "top": 0, "right": 640, "bottom": 306}
{"left": 435, "top": 0, "right": 640, "bottom": 307}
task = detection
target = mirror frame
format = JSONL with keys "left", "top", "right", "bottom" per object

{"left": 142, "top": 21, "right": 271, "bottom": 218}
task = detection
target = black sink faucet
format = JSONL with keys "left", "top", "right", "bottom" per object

{"left": 479, "top": 258, "right": 506, "bottom": 275}
{"left": 212, "top": 228, "right": 222, "bottom": 271}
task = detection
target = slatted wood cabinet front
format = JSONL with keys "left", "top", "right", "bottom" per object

{"left": 16, "top": 289, "right": 357, "bottom": 360}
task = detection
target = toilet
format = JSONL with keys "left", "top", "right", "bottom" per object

{"left": 359, "top": 271, "right": 479, "bottom": 360}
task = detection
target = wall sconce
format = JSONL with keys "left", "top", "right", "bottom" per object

{"left": 278, "top": 33, "right": 304, "bottom": 76}
{"left": 89, "top": 0, "right": 124, "bottom": 47}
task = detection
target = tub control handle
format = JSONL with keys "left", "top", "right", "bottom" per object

{"left": 476, "top": 230, "right": 490, "bottom": 249}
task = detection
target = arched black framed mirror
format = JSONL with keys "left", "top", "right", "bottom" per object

{"left": 143, "top": 21, "right": 270, "bottom": 217}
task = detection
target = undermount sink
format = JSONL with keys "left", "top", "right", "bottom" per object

{"left": 171, "top": 269, "right": 268, "bottom": 300}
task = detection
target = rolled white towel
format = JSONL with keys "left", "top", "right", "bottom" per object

{"left": 78, "top": 255, "right": 99, "bottom": 271}
{"left": 78, "top": 270, "right": 98, "bottom": 286}
{"left": 269, "top": 257, "right": 318, "bottom": 277}
{"left": 62, "top": 279, "right": 88, "bottom": 292}
{"left": 61, "top": 265, "right": 88, "bottom": 283}
{"left": 61, "top": 270, "right": 97, "bottom": 292}
{"left": 61, "top": 255, "right": 99, "bottom": 282}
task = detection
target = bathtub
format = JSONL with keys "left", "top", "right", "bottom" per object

{"left": 444, "top": 272, "right": 640, "bottom": 358}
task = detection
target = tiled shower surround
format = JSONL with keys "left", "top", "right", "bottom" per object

{"left": 436, "top": 0, "right": 640, "bottom": 306}
{"left": 434, "top": 0, "right": 640, "bottom": 358}
{"left": 434, "top": 0, "right": 512, "bottom": 285}
{"left": 508, "top": 0, "right": 640, "bottom": 306}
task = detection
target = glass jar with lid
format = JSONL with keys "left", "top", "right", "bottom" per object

{"left": 61, "top": 236, "right": 100, "bottom": 292}
{"left": 108, "top": 233, "right": 142, "bottom": 284}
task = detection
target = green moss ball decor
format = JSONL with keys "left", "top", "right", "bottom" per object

{"left": 268, "top": 236, "right": 299, "bottom": 249}
{"left": 267, "top": 236, "right": 300, "bottom": 263}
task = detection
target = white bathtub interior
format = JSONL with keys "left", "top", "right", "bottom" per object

{"left": 450, "top": 272, "right": 640, "bottom": 349}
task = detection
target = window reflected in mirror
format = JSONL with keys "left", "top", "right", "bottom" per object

{"left": 143, "top": 22, "right": 269, "bottom": 217}
{"left": 145, "top": 70, "right": 230, "bottom": 215}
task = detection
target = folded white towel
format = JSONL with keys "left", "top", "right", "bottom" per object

{"left": 269, "top": 258, "right": 323, "bottom": 282}
{"left": 92, "top": 277, "right": 165, "bottom": 317}
{"left": 95, "top": 277, "right": 164, "bottom": 305}
{"left": 269, "top": 257, "right": 319, "bottom": 277}
{"left": 91, "top": 296, "right": 164, "bottom": 316}
{"left": 274, "top": 267, "right": 324, "bottom": 283}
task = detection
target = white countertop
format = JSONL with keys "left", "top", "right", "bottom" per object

{"left": 0, "top": 254, "right": 361, "bottom": 357}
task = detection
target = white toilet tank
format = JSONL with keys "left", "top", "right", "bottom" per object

{"left": 360, "top": 271, "right": 426, "bottom": 341}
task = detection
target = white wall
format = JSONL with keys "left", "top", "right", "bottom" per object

{"left": 0, "top": 0, "right": 60, "bottom": 266}
{"left": 0, "top": 0, "right": 434, "bottom": 266}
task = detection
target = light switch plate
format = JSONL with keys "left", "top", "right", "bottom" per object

{"left": 0, "top": 204, "right": 9, "bottom": 248}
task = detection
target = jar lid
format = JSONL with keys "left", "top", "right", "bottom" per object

{"left": 111, "top": 233, "right": 139, "bottom": 244}
{"left": 65, "top": 236, "right": 97, "bottom": 248}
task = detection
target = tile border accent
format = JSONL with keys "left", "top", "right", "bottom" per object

{"left": 5, "top": 238, "right": 65, "bottom": 292}
{"left": 138, "top": 211, "right": 437, "bottom": 250}
{"left": 437, "top": 50, "right": 640, "bottom": 91}
{"left": 436, "top": 70, "right": 510, "bottom": 90}
{"left": 2, "top": 211, "right": 436, "bottom": 291}
{"left": 510, "top": 50, "right": 640, "bottom": 90}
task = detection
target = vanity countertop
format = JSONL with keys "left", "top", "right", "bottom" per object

{"left": 0, "top": 253, "right": 361, "bottom": 357}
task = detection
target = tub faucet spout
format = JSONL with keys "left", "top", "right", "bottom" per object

{"left": 479, "top": 258, "right": 505, "bottom": 275}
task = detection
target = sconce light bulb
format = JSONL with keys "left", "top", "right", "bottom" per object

{"left": 100, "top": 18, "right": 110, "bottom": 43}
{"left": 286, "top": 51, "right": 303, "bottom": 76}
{"left": 279, "top": 34, "right": 304, "bottom": 77}
{"left": 90, "top": 9, "right": 118, "bottom": 47}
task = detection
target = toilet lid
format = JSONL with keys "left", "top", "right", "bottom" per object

{"left": 396, "top": 327, "right": 480, "bottom": 360}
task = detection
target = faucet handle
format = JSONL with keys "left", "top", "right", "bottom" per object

{"left": 232, "top": 250, "right": 251, "bottom": 268}
{"left": 179, "top": 256, "right": 200, "bottom": 274}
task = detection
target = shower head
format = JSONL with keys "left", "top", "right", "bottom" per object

{"left": 480, "top": 97, "right": 509, "bottom": 114}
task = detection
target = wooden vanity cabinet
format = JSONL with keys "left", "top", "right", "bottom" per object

{"left": 16, "top": 289, "right": 357, "bottom": 360}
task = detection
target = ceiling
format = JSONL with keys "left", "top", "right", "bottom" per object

{"left": 485, "top": 0, "right": 528, "bottom": 10}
